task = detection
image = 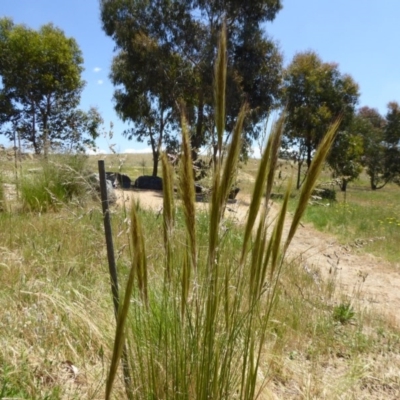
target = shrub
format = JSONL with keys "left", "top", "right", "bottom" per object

{"left": 313, "top": 187, "right": 336, "bottom": 201}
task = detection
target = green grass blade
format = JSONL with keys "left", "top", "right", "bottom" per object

{"left": 284, "top": 118, "right": 341, "bottom": 251}
{"left": 219, "top": 103, "right": 247, "bottom": 208}
{"left": 265, "top": 115, "right": 284, "bottom": 204}
{"left": 240, "top": 120, "right": 283, "bottom": 265}
{"left": 208, "top": 104, "right": 247, "bottom": 270}
{"left": 249, "top": 207, "right": 267, "bottom": 298}
{"left": 106, "top": 201, "right": 146, "bottom": 399}
{"left": 161, "top": 152, "right": 175, "bottom": 280}
{"left": 214, "top": 23, "right": 227, "bottom": 157}
{"left": 130, "top": 202, "right": 148, "bottom": 306}
{"left": 179, "top": 114, "right": 197, "bottom": 270}
{"left": 269, "top": 177, "right": 292, "bottom": 280}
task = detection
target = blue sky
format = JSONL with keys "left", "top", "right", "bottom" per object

{"left": 1, "top": 0, "right": 400, "bottom": 154}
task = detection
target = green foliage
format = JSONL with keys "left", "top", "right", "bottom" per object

{"left": 0, "top": 360, "right": 65, "bottom": 399}
{"left": 352, "top": 104, "right": 400, "bottom": 190}
{"left": 383, "top": 102, "right": 400, "bottom": 185}
{"left": 314, "top": 187, "right": 337, "bottom": 201}
{"left": 282, "top": 51, "right": 359, "bottom": 187}
{"left": 0, "top": 18, "right": 102, "bottom": 155}
{"left": 105, "top": 30, "right": 339, "bottom": 399}
{"left": 302, "top": 189, "right": 400, "bottom": 262}
{"left": 328, "top": 129, "right": 364, "bottom": 191}
{"left": 20, "top": 155, "right": 91, "bottom": 211}
{"left": 333, "top": 302, "right": 355, "bottom": 324}
{"left": 100, "top": 0, "right": 283, "bottom": 163}
{"left": 353, "top": 107, "right": 387, "bottom": 190}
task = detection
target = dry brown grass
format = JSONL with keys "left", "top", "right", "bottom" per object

{"left": 1, "top": 165, "right": 400, "bottom": 398}
{"left": 1, "top": 141, "right": 400, "bottom": 399}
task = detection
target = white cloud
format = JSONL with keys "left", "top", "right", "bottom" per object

{"left": 97, "top": 79, "right": 104, "bottom": 85}
{"left": 251, "top": 146, "right": 262, "bottom": 159}
{"left": 86, "top": 147, "right": 108, "bottom": 155}
{"left": 123, "top": 147, "right": 152, "bottom": 154}
{"left": 197, "top": 146, "right": 262, "bottom": 159}
{"left": 199, "top": 146, "right": 208, "bottom": 156}
{"left": 93, "top": 67, "right": 101, "bottom": 73}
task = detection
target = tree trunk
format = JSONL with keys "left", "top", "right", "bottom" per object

{"left": 306, "top": 137, "right": 312, "bottom": 170}
{"left": 192, "top": 92, "right": 204, "bottom": 161}
{"left": 212, "top": 142, "right": 218, "bottom": 172}
{"left": 31, "top": 106, "right": 40, "bottom": 155}
{"left": 148, "top": 126, "right": 160, "bottom": 177}
{"left": 152, "top": 151, "right": 159, "bottom": 177}
{"left": 296, "top": 160, "right": 302, "bottom": 189}
{"left": 149, "top": 139, "right": 157, "bottom": 177}
{"left": 341, "top": 179, "right": 348, "bottom": 192}
{"left": 43, "top": 97, "right": 52, "bottom": 158}
{"left": 370, "top": 175, "right": 377, "bottom": 190}
{"left": 43, "top": 128, "right": 49, "bottom": 158}
{"left": 372, "top": 179, "right": 389, "bottom": 190}
{"left": 17, "top": 128, "right": 21, "bottom": 161}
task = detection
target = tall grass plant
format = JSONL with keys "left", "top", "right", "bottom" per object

{"left": 105, "top": 27, "right": 341, "bottom": 399}
{"left": 20, "top": 155, "right": 92, "bottom": 212}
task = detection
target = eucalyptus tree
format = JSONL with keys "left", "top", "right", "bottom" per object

{"left": 282, "top": 51, "right": 359, "bottom": 188}
{"left": 327, "top": 129, "right": 363, "bottom": 191}
{"left": 109, "top": 26, "right": 190, "bottom": 176}
{"left": 355, "top": 104, "right": 400, "bottom": 190}
{"left": 353, "top": 107, "right": 386, "bottom": 190}
{"left": 383, "top": 102, "right": 400, "bottom": 186}
{"left": 0, "top": 18, "right": 100, "bottom": 155}
{"left": 100, "top": 0, "right": 283, "bottom": 168}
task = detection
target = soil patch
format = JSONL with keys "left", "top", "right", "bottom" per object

{"left": 115, "top": 188, "right": 400, "bottom": 325}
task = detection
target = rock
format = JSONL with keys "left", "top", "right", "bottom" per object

{"left": 313, "top": 187, "right": 336, "bottom": 201}
{"left": 105, "top": 180, "right": 117, "bottom": 203}
{"left": 194, "top": 184, "right": 203, "bottom": 194}
{"left": 105, "top": 172, "right": 116, "bottom": 185}
{"left": 105, "top": 172, "right": 132, "bottom": 189}
{"left": 228, "top": 187, "right": 240, "bottom": 200}
{"left": 134, "top": 175, "right": 163, "bottom": 191}
{"left": 88, "top": 173, "right": 117, "bottom": 204}
{"left": 270, "top": 193, "right": 284, "bottom": 200}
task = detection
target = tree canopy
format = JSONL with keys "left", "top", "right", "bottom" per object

{"left": 282, "top": 51, "right": 359, "bottom": 188}
{"left": 0, "top": 18, "right": 101, "bottom": 154}
{"left": 327, "top": 128, "right": 364, "bottom": 191}
{"left": 100, "top": 0, "right": 283, "bottom": 174}
{"left": 384, "top": 102, "right": 400, "bottom": 186}
{"left": 353, "top": 104, "right": 400, "bottom": 189}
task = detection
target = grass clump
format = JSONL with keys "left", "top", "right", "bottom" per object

{"left": 0, "top": 206, "right": 123, "bottom": 398}
{"left": 20, "top": 155, "right": 92, "bottom": 212}
{"left": 333, "top": 302, "right": 356, "bottom": 325}
{"left": 104, "top": 27, "right": 341, "bottom": 400}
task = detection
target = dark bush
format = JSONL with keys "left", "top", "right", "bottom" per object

{"left": 313, "top": 187, "right": 336, "bottom": 201}
{"left": 134, "top": 175, "right": 163, "bottom": 191}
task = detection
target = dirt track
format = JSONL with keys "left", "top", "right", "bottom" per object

{"left": 115, "top": 188, "right": 400, "bottom": 325}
